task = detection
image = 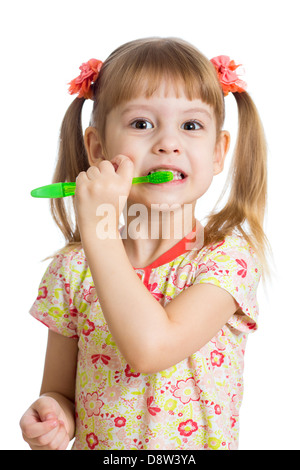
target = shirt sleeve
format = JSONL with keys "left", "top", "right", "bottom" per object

{"left": 193, "top": 235, "right": 262, "bottom": 333}
{"left": 29, "top": 250, "right": 79, "bottom": 338}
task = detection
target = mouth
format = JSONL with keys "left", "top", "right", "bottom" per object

{"left": 145, "top": 167, "right": 187, "bottom": 181}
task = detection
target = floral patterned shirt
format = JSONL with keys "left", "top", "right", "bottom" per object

{"left": 29, "top": 224, "right": 261, "bottom": 450}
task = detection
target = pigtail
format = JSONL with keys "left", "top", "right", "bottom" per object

{"left": 50, "top": 97, "right": 89, "bottom": 246}
{"left": 204, "top": 91, "right": 270, "bottom": 277}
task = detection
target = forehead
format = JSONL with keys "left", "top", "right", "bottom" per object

{"left": 139, "top": 77, "right": 194, "bottom": 98}
{"left": 116, "top": 79, "right": 214, "bottom": 121}
{"left": 128, "top": 72, "right": 204, "bottom": 101}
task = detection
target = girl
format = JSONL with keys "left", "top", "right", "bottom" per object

{"left": 20, "top": 37, "right": 269, "bottom": 450}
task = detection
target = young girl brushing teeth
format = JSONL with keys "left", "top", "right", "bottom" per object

{"left": 20, "top": 37, "right": 268, "bottom": 450}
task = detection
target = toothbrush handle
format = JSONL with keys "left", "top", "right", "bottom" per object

{"left": 64, "top": 177, "right": 147, "bottom": 195}
{"left": 31, "top": 176, "right": 150, "bottom": 198}
{"left": 132, "top": 176, "right": 149, "bottom": 184}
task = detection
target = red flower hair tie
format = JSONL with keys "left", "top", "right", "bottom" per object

{"left": 210, "top": 55, "right": 247, "bottom": 96}
{"left": 68, "top": 59, "right": 103, "bottom": 100}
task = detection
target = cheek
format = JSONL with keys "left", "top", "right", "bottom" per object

{"left": 104, "top": 133, "right": 140, "bottom": 163}
{"left": 197, "top": 171, "right": 214, "bottom": 192}
{"left": 104, "top": 124, "right": 126, "bottom": 159}
{"left": 191, "top": 157, "right": 215, "bottom": 193}
{"left": 192, "top": 153, "right": 215, "bottom": 177}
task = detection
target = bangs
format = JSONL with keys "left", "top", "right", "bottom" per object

{"left": 107, "top": 60, "right": 208, "bottom": 103}
{"left": 93, "top": 38, "right": 224, "bottom": 134}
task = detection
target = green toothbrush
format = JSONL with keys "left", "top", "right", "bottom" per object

{"left": 31, "top": 171, "right": 174, "bottom": 198}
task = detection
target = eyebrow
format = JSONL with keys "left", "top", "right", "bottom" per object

{"left": 121, "top": 104, "right": 212, "bottom": 120}
{"left": 120, "top": 104, "right": 154, "bottom": 115}
{"left": 182, "top": 108, "right": 212, "bottom": 120}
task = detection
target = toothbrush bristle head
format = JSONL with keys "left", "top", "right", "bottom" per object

{"left": 149, "top": 171, "right": 174, "bottom": 184}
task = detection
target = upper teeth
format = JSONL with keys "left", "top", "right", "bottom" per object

{"left": 148, "top": 169, "right": 184, "bottom": 180}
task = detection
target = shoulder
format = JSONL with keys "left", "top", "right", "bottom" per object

{"left": 30, "top": 246, "right": 89, "bottom": 338}
{"left": 192, "top": 234, "right": 262, "bottom": 327}
{"left": 196, "top": 233, "right": 262, "bottom": 273}
{"left": 43, "top": 244, "right": 90, "bottom": 287}
{"left": 182, "top": 222, "right": 261, "bottom": 271}
{"left": 191, "top": 233, "right": 262, "bottom": 303}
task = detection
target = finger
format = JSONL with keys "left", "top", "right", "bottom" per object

{"left": 41, "top": 422, "right": 69, "bottom": 450}
{"left": 86, "top": 165, "right": 101, "bottom": 180}
{"left": 98, "top": 159, "right": 115, "bottom": 173}
{"left": 116, "top": 156, "right": 134, "bottom": 179}
{"left": 27, "top": 422, "right": 68, "bottom": 450}
{"left": 43, "top": 421, "right": 69, "bottom": 450}
{"left": 56, "top": 431, "right": 71, "bottom": 450}
{"left": 110, "top": 154, "right": 131, "bottom": 172}
{"left": 23, "top": 421, "right": 60, "bottom": 447}
{"left": 21, "top": 417, "right": 59, "bottom": 440}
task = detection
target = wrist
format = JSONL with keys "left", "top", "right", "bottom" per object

{"left": 80, "top": 225, "right": 122, "bottom": 262}
{"left": 79, "top": 219, "right": 120, "bottom": 243}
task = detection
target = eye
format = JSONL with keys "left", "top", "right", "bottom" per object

{"left": 130, "top": 119, "right": 153, "bottom": 130}
{"left": 181, "top": 120, "right": 203, "bottom": 131}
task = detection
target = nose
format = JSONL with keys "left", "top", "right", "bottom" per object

{"left": 152, "top": 128, "right": 181, "bottom": 155}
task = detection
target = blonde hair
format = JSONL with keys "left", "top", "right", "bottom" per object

{"left": 51, "top": 37, "right": 270, "bottom": 276}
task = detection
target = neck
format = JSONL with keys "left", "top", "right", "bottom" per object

{"left": 120, "top": 202, "right": 197, "bottom": 268}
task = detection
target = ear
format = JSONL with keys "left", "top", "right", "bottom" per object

{"left": 213, "top": 130, "right": 230, "bottom": 175}
{"left": 84, "top": 126, "right": 105, "bottom": 166}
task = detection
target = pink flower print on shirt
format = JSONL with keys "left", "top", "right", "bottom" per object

{"left": 69, "top": 305, "right": 79, "bottom": 318}
{"left": 86, "top": 432, "right": 99, "bottom": 449}
{"left": 201, "top": 373, "right": 215, "bottom": 391}
{"left": 125, "top": 364, "right": 140, "bottom": 378}
{"left": 172, "top": 263, "right": 193, "bottom": 289}
{"left": 211, "top": 329, "right": 227, "bottom": 351}
{"left": 131, "top": 438, "right": 144, "bottom": 450}
{"left": 173, "top": 378, "right": 201, "bottom": 404}
{"left": 236, "top": 258, "right": 247, "bottom": 278}
{"left": 103, "top": 386, "right": 122, "bottom": 403}
{"left": 49, "top": 255, "right": 63, "bottom": 275}
{"left": 114, "top": 417, "right": 126, "bottom": 427}
{"left": 147, "top": 396, "right": 161, "bottom": 416}
{"left": 92, "top": 354, "right": 111, "bottom": 367}
{"left": 37, "top": 285, "right": 48, "bottom": 300}
{"left": 83, "top": 286, "right": 98, "bottom": 304}
{"left": 178, "top": 419, "right": 198, "bottom": 437}
{"left": 82, "top": 319, "right": 95, "bottom": 336}
{"left": 208, "top": 240, "right": 225, "bottom": 252}
{"left": 195, "top": 262, "right": 210, "bottom": 276}
{"left": 83, "top": 392, "right": 103, "bottom": 417}
{"left": 97, "top": 346, "right": 122, "bottom": 370}
{"left": 67, "top": 321, "right": 77, "bottom": 333}
{"left": 230, "top": 393, "right": 240, "bottom": 417}
{"left": 247, "top": 321, "right": 257, "bottom": 330}
{"left": 148, "top": 282, "right": 164, "bottom": 302}
{"left": 210, "top": 350, "right": 225, "bottom": 367}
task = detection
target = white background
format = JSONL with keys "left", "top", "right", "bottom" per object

{"left": 0, "top": 0, "right": 299, "bottom": 450}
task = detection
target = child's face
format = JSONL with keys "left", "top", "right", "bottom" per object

{"left": 102, "top": 80, "right": 230, "bottom": 209}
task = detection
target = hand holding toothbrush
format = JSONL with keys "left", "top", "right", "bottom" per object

{"left": 74, "top": 155, "right": 134, "bottom": 239}
{"left": 30, "top": 157, "right": 173, "bottom": 241}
